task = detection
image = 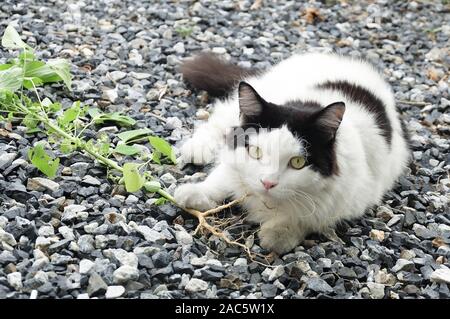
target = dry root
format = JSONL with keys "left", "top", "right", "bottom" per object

{"left": 178, "top": 195, "right": 275, "bottom": 266}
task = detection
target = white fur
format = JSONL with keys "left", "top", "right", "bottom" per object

{"left": 174, "top": 53, "right": 410, "bottom": 254}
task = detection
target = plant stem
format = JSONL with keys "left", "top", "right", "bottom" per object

{"left": 24, "top": 106, "right": 124, "bottom": 172}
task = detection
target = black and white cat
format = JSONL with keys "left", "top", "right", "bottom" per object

{"left": 174, "top": 52, "right": 410, "bottom": 254}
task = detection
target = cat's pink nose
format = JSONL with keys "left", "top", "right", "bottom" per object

{"left": 261, "top": 179, "right": 278, "bottom": 190}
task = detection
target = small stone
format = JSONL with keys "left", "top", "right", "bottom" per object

{"left": 391, "top": 259, "right": 415, "bottom": 272}
{"left": 152, "top": 251, "right": 171, "bottom": 268}
{"left": 399, "top": 250, "right": 416, "bottom": 260}
{"left": 125, "top": 194, "right": 139, "bottom": 205}
{"left": 200, "top": 269, "right": 223, "bottom": 281}
{"left": 369, "top": 229, "right": 385, "bottom": 242}
{"left": 129, "top": 223, "right": 164, "bottom": 243}
{"left": 212, "top": 47, "right": 227, "bottom": 54}
{"left": 165, "top": 117, "right": 182, "bottom": 130}
{"left": 0, "top": 230, "right": 17, "bottom": 247}
{"left": 185, "top": 278, "right": 208, "bottom": 293}
{"left": 7, "top": 272, "right": 22, "bottom": 290}
{"left": 174, "top": 229, "right": 193, "bottom": 246}
{"left": 0, "top": 153, "right": 16, "bottom": 170}
{"left": 58, "top": 226, "right": 75, "bottom": 240}
{"left": 376, "top": 206, "right": 394, "bottom": 221}
{"left": 81, "top": 47, "right": 94, "bottom": 58}
{"left": 317, "top": 258, "right": 332, "bottom": 269}
{"left": 268, "top": 265, "right": 285, "bottom": 281}
{"left": 113, "top": 266, "right": 139, "bottom": 284}
{"left": 261, "top": 283, "right": 278, "bottom": 298}
{"left": 196, "top": 109, "right": 209, "bottom": 120}
{"left": 78, "top": 235, "right": 95, "bottom": 254}
{"left": 160, "top": 173, "right": 177, "bottom": 186}
{"left": 102, "top": 88, "right": 118, "bottom": 103}
{"left": 306, "top": 277, "right": 334, "bottom": 294}
{"left": 233, "top": 258, "right": 248, "bottom": 267}
{"left": 105, "top": 249, "right": 138, "bottom": 268}
{"left": 367, "top": 282, "right": 385, "bottom": 299}
{"left": 173, "top": 42, "right": 185, "bottom": 54}
{"left": 64, "top": 204, "right": 87, "bottom": 216}
{"left": 430, "top": 268, "right": 450, "bottom": 284}
{"left": 413, "top": 224, "right": 436, "bottom": 239}
{"left": 109, "top": 71, "right": 127, "bottom": 82}
{"left": 82, "top": 175, "right": 101, "bottom": 186}
{"left": 338, "top": 267, "right": 357, "bottom": 279}
{"left": 130, "top": 72, "right": 151, "bottom": 80}
{"left": 173, "top": 261, "right": 194, "bottom": 275}
{"left": 80, "top": 259, "right": 95, "bottom": 274}
{"left": 38, "top": 225, "right": 54, "bottom": 237}
{"left": 105, "top": 285, "right": 126, "bottom": 299}
{"left": 87, "top": 273, "right": 108, "bottom": 297}
{"left": 27, "top": 178, "right": 60, "bottom": 192}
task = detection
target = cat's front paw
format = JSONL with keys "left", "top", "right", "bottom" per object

{"left": 258, "top": 225, "right": 303, "bottom": 255}
{"left": 180, "top": 136, "right": 216, "bottom": 165}
{"left": 174, "top": 183, "right": 217, "bottom": 211}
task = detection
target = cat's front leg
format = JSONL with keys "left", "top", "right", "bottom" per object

{"left": 180, "top": 125, "right": 222, "bottom": 165}
{"left": 258, "top": 218, "right": 305, "bottom": 254}
{"left": 180, "top": 101, "right": 238, "bottom": 165}
{"left": 174, "top": 164, "right": 234, "bottom": 211}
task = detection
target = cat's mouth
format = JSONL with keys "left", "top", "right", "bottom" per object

{"left": 252, "top": 192, "right": 277, "bottom": 210}
{"left": 262, "top": 200, "right": 276, "bottom": 210}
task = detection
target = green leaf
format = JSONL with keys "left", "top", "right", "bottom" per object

{"left": 46, "top": 59, "right": 72, "bottom": 90}
{"left": 22, "top": 59, "right": 72, "bottom": 90}
{"left": 113, "top": 144, "right": 141, "bottom": 156}
{"left": 0, "top": 64, "right": 13, "bottom": 71}
{"left": 58, "top": 101, "right": 83, "bottom": 127}
{"left": 41, "top": 98, "right": 61, "bottom": 113}
{"left": 23, "top": 76, "right": 43, "bottom": 89}
{"left": 1, "top": 25, "right": 32, "bottom": 50}
{"left": 99, "top": 141, "right": 110, "bottom": 156}
{"left": 25, "top": 128, "right": 41, "bottom": 134}
{"left": 23, "top": 61, "right": 59, "bottom": 83}
{"left": 150, "top": 151, "right": 161, "bottom": 164}
{"left": 117, "top": 128, "right": 153, "bottom": 144}
{"left": 154, "top": 197, "right": 168, "bottom": 206}
{"left": 87, "top": 108, "right": 102, "bottom": 119}
{"left": 0, "top": 66, "right": 23, "bottom": 92}
{"left": 19, "top": 50, "right": 35, "bottom": 62}
{"left": 88, "top": 108, "right": 136, "bottom": 127}
{"left": 60, "top": 139, "right": 77, "bottom": 154}
{"left": 148, "top": 136, "right": 176, "bottom": 164}
{"left": 143, "top": 180, "right": 161, "bottom": 193}
{"left": 123, "top": 162, "right": 145, "bottom": 192}
{"left": 23, "top": 113, "right": 39, "bottom": 130}
{"left": 28, "top": 143, "right": 59, "bottom": 178}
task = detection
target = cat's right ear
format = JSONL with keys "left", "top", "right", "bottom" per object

{"left": 238, "top": 82, "right": 265, "bottom": 119}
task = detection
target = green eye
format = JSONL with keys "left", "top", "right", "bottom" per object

{"left": 289, "top": 156, "right": 306, "bottom": 169}
{"left": 248, "top": 145, "right": 262, "bottom": 159}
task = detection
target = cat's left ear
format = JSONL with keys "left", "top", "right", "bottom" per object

{"left": 314, "top": 102, "right": 346, "bottom": 141}
{"left": 238, "top": 82, "right": 266, "bottom": 120}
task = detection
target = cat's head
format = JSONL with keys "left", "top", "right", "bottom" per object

{"left": 224, "top": 82, "right": 345, "bottom": 199}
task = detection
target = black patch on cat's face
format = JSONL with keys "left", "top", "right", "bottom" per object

{"left": 316, "top": 80, "right": 392, "bottom": 145}
{"left": 236, "top": 82, "right": 345, "bottom": 176}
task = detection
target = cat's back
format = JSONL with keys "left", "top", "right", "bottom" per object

{"left": 249, "top": 52, "right": 394, "bottom": 109}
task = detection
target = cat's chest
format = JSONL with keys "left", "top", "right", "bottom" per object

{"left": 240, "top": 195, "right": 292, "bottom": 222}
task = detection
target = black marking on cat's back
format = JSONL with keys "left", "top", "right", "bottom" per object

{"left": 316, "top": 80, "right": 392, "bottom": 145}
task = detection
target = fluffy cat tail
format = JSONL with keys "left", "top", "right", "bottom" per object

{"left": 179, "top": 52, "right": 258, "bottom": 98}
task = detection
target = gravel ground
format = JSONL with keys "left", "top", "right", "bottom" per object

{"left": 0, "top": 0, "right": 449, "bottom": 299}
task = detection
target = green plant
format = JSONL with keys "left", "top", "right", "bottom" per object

{"left": 0, "top": 25, "right": 174, "bottom": 202}
{"left": 175, "top": 26, "right": 194, "bottom": 38}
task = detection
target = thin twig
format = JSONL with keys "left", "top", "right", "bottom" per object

{"left": 397, "top": 100, "right": 429, "bottom": 106}
{"left": 147, "top": 112, "right": 167, "bottom": 123}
